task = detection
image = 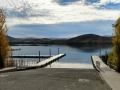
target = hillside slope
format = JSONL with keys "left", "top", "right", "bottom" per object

{"left": 67, "top": 34, "right": 112, "bottom": 44}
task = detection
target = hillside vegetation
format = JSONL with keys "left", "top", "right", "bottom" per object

{"left": 7, "top": 34, "right": 112, "bottom": 45}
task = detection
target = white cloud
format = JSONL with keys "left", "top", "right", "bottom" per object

{"left": 0, "top": 0, "right": 120, "bottom": 26}
{"left": 100, "top": 0, "right": 120, "bottom": 4}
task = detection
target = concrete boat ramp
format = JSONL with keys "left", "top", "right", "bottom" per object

{"left": 1, "top": 54, "right": 119, "bottom": 90}
{"left": 0, "top": 68, "right": 110, "bottom": 90}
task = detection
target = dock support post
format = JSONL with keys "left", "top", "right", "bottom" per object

{"left": 11, "top": 48, "right": 12, "bottom": 57}
{"left": 100, "top": 48, "right": 101, "bottom": 58}
{"left": 39, "top": 50, "right": 40, "bottom": 62}
{"left": 105, "top": 51, "right": 107, "bottom": 64}
{"left": 58, "top": 48, "right": 59, "bottom": 55}
{"left": 58, "top": 48, "right": 59, "bottom": 62}
{"left": 49, "top": 49, "right": 51, "bottom": 56}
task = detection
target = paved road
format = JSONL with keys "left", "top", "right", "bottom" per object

{"left": 0, "top": 68, "right": 110, "bottom": 90}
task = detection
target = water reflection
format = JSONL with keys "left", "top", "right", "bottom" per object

{"left": 46, "top": 62, "right": 93, "bottom": 69}
{"left": 68, "top": 45, "right": 113, "bottom": 53}
{"left": 11, "top": 45, "right": 112, "bottom": 68}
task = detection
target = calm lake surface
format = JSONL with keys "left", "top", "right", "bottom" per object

{"left": 11, "top": 45, "right": 112, "bottom": 69}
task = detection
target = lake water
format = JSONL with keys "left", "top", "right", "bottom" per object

{"left": 11, "top": 45, "right": 112, "bottom": 69}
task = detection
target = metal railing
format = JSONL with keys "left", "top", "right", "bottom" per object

{"left": 4, "top": 59, "right": 38, "bottom": 68}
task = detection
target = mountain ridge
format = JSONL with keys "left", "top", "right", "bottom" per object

{"left": 7, "top": 34, "right": 112, "bottom": 45}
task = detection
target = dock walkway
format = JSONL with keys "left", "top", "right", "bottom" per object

{"left": 16, "top": 54, "right": 65, "bottom": 70}
{"left": 37, "top": 54, "right": 65, "bottom": 67}
{"left": 18, "top": 53, "right": 66, "bottom": 69}
{"left": 92, "top": 55, "right": 120, "bottom": 90}
{"left": 11, "top": 55, "right": 52, "bottom": 58}
{"left": 0, "top": 54, "right": 66, "bottom": 72}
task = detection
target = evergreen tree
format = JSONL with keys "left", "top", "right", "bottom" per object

{"left": 0, "top": 9, "right": 10, "bottom": 68}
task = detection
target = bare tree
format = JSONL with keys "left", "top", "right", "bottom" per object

{"left": 0, "top": 9, "right": 11, "bottom": 68}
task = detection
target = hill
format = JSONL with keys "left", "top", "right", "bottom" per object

{"left": 6, "top": 35, "right": 16, "bottom": 41}
{"left": 67, "top": 34, "right": 112, "bottom": 45}
{"left": 7, "top": 34, "right": 112, "bottom": 45}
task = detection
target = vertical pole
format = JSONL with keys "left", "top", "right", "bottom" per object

{"left": 100, "top": 48, "right": 101, "bottom": 58}
{"left": 49, "top": 49, "right": 51, "bottom": 56}
{"left": 19, "top": 59, "right": 20, "bottom": 67}
{"left": 24, "top": 59, "right": 25, "bottom": 67}
{"left": 58, "top": 48, "right": 59, "bottom": 55}
{"left": 39, "top": 50, "right": 40, "bottom": 62}
{"left": 105, "top": 51, "right": 107, "bottom": 64}
{"left": 11, "top": 48, "right": 12, "bottom": 57}
{"left": 27, "top": 60, "right": 29, "bottom": 66}
{"left": 32, "top": 60, "right": 33, "bottom": 66}
{"left": 16, "top": 60, "right": 17, "bottom": 67}
{"left": 58, "top": 48, "right": 59, "bottom": 62}
{"left": 29, "top": 61, "right": 30, "bottom": 66}
{"left": 24, "top": 60, "right": 25, "bottom": 67}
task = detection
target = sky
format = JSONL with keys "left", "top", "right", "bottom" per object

{"left": 0, "top": 0, "right": 120, "bottom": 38}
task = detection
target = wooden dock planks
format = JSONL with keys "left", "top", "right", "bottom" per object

{"left": 11, "top": 55, "right": 52, "bottom": 58}
{"left": 37, "top": 54, "right": 66, "bottom": 67}
{"left": 16, "top": 54, "right": 66, "bottom": 70}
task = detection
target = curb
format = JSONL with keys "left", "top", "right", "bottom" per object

{"left": 0, "top": 67, "right": 17, "bottom": 73}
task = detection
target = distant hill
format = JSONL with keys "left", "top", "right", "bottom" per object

{"left": 6, "top": 35, "right": 16, "bottom": 41}
{"left": 7, "top": 34, "right": 112, "bottom": 45}
{"left": 68, "top": 34, "right": 102, "bottom": 41}
{"left": 67, "top": 34, "right": 112, "bottom": 45}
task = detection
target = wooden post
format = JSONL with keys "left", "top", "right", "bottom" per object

{"left": 27, "top": 60, "right": 28, "bottom": 66}
{"left": 100, "top": 48, "right": 101, "bottom": 58}
{"left": 39, "top": 50, "right": 40, "bottom": 62}
{"left": 58, "top": 48, "right": 59, "bottom": 55}
{"left": 19, "top": 60, "right": 20, "bottom": 67}
{"left": 11, "top": 48, "right": 12, "bottom": 57}
{"left": 58, "top": 48, "right": 59, "bottom": 62}
{"left": 16, "top": 60, "right": 17, "bottom": 67}
{"left": 105, "top": 51, "right": 107, "bottom": 64}
{"left": 23, "top": 60, "right": 25, "bottom": 67}
{"left": 49, "top": 49, "right": 51, "bottom": 56}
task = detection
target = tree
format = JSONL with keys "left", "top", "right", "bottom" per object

{"left": 108, "top": 17, "right": 120, "bottom": 71}
{"left": 0, "top": 9, "right": 11, "bottom": 68}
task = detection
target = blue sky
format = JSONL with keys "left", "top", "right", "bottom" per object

{"left": 0, "top": 0, "right": 120, "bottom": 38}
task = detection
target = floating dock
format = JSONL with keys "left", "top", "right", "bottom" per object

{"left": 16, "top": 53, "right": 66, "bottom": 70}
{"left": 11, "top": 55, "right": 52, "bottom": 58}
{"left": 37, "top": 54, "right": 66, "bottom": 68}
